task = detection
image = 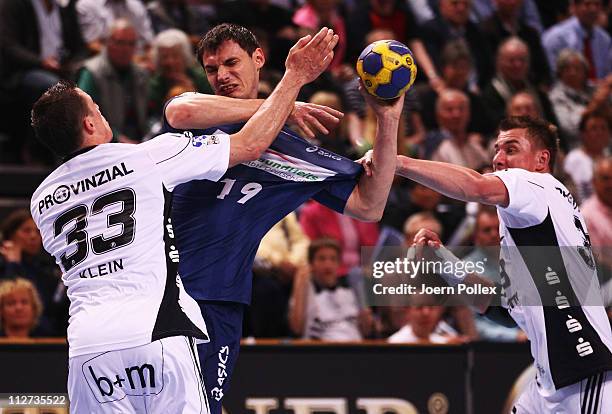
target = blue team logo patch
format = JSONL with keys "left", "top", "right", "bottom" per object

{"left": 192, "top": 133, "right": 220, "bottom": 148}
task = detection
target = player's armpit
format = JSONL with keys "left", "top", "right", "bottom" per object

{"left": 475, "top": 175, "right": 510, "bottom": 207}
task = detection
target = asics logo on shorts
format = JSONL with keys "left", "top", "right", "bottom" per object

{"left": 210, "top": 345, "right": 230, "bottom": 402}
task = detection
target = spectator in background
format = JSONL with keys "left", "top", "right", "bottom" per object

{"left": 480, "top": 0, "right": 551, "bottom": 87}
{"left": 387, "top": 296, "right": 458, "bottom": 343}
{"left": 147, "top": 0, "right": 212, "bottom": 40}
{"left": 429, "top": 89, "right": 490, "bottom": 170}
{"left": 420, "top": 0, "right": 494, "bottom": 88}
{"left": 0, "top": 210, "right": 66, "bottom": 334}
{"left": 76, "top": 0, "right": 154, "bottom": 54}
{"left": 0, "top": 278, "right": 49, "bottom": 338}
{"left": 542, "top": 0, "right": 611, "bottom": 80}
{"left": 418, "top": 40, "right": 496, "bottom": 136}
{"left": 549, "top": 49, "right": 595, "bottom": 146}
{"left": 0, "top": 0, "right": 86, "bottom": 164}
{"left": 462, "top": 207, "right": 528, "bottom": 342}
{"left": 77, "top": 19, "right": 149, "bottom": 143}
{"left": 581, "top": 156, "right": 612, "bottom": 248}
{"left": 564, "top": 111, "right": 611, "bottom": 203}
{"left": 307, "top": 91, "right": 353, "bottom": 157}
{"left": 292, "top": 0, "right": 347, "bottom": 71}
{"left": 148, "top": 29, "right": 212, "bottom": 119}
{"left": 347, "top": 0, "right": 443, "bottom": 91}
{"left": 482, "top": 37, "right": 557, "bottom": 126}
{"left": 506, "top": 91, "right": 542, "bottom": 118}
{"left": 299, "top": 201, "right": 379, "bottom": 275}
{"left": 344, "top": 29, "right": 425, "bottom": 154}
{"left": 289, "top": 238, "right": 374, "bottom": 340}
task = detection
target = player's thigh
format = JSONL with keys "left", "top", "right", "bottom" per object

{"left": 68, "top": 336, "right": 207, "bottom": 414}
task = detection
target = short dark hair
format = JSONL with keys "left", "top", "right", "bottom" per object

{"left": 498, "top": 116, "right": 560, "bottom": 171}
{"left": 31, "top": 80, "right": 88, "bottom": 157}
{"left": 1, "top": 209, "right": 32, "bottom": 241}
{"left": 308, "top": 238, "right": 341, "bottom": 263}
{"left": 196, "top": 23, "right": 260, "bottom": 68}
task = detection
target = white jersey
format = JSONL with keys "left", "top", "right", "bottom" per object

{"left": 492, "top": 168, "right": 612, "bottom": 395}
{"left": 31, "top": 132, "right": 230, "bottom": 358}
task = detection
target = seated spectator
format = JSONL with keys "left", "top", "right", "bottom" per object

{"left": 549, "top": 49, "right": 595, "bottom": 146}
{"left": 482, "top": 37, "right": 557, "bottom": 125}
{"left": 0, "top": 278, "right": 50, "bottom": 338}
{"left": 0, "top": 0, "right": 86, "bottom": 164}
{"left": 418, "top": 40, "right": 496, "bottom": 136}
{"left": 542, "top": 0, "right": 611, "bottom": 80}
{"left": 77, "top": 19, "right": 149, "bottom": 143}
{"left": 480, "top": 0, "right": 551, "bottom": 87}
{"left": 428, "top": 89, "right": 490, "bottom": 170}
{"left": 292, "top": 0, "right": 347, "bottom": 71}
{"left": 347, "top": 0, "right": 442, "bottom": 91}
{"left": 420, "top": 0, "right": 494, "bottom": 88}
{"left": 506, "top": 91, "right": 542, "bottom": 119}
{"left": 387, "top": 295, "right": 459, "bottom": 344}
{"left": 581, "top": 156, "right": 612, "bottom": 248}
{"left": 564, "top": 111, "right": 611, "bottom": 203}
{"left": 299, "top": 201, "right": 379, "bottom": 275}
{"left": 76, "top": 0, "right": 154, "bottom": 54}
{"left": 148, "top": 29, "right": 212, "bottom": 119}
{"left": 307, "top": 91, "right": 354, "bottom": 158}
{"left": 462, "top": 207, "right": 527, "bottom": 342}
{"left": 288, "top": 238, "right": 374, "bottom": 340}
{"left": 0, "top": 210, "right": 66, "bottom": 334}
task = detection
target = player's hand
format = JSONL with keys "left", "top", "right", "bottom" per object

{"left": 285, "top": 27, "right": 339, "bottom": 86}
{"left": 355, "top": 149, "right": 374, "bottom": 176}
{"left": 358, "top": 79, "right": 405, "bottom": 120}
{"left": 0, "top": 240, "right": 22, "bottom": 263}
{"left": 289, "top": 102, "right": 344, "bottom": 139}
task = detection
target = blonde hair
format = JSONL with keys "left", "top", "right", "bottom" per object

{"left": 0, "top": 278, "right": 43, "bottom": 330}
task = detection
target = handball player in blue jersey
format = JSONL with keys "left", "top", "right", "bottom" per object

{"left": 163, "top": 24, "right": 404, "bottom": 412}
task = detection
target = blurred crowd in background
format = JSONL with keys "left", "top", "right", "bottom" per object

{"left": 0, "top": 0, "right": 611, "bottom": 342}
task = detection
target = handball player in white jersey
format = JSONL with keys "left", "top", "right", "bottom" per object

{"left": 363, "top": 116, "right": 612, "bottom": 413}
{"left": 29, "top": 27, "right": 338, "bottom": 413}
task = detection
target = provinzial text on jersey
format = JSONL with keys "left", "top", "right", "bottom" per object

{"left": 38, "top": 162, "right": 135, "bottom": 214}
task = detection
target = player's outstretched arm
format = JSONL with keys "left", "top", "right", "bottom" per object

{"left": 343, "top": 86, "right": 404, "bottom": 222}
{"left": 227, "top": 27, "right": 339, "bottom": 167}
{"left": 396, "top": 156, "right": 510, "bottom": 207}
{"left": 413, "top": 228, "right": 495, "bottom": 314}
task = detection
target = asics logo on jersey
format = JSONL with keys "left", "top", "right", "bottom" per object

{"left": 306, "top": 146, "right": 342, "bottom": 160}
{"left": 38, "top": 163, "right": 134, "bottom": 214}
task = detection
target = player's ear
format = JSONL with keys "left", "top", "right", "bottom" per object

{"left": 253, "top": 48, "right": 265, "bottom": 70}
{"left": 82, "top": 114, "right": 95, "bottom": 136}
{"left": 535, "top": 149, "right": 550, "bottom": 172}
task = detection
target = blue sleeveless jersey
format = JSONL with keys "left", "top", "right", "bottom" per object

{"left": 164, "top": 122, "right": 361, "bottom": 304}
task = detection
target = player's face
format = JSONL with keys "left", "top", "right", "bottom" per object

{"left": 310, "top": 247, "right": 340, "bottom": 287}
{"left": 77, "top": 89, "right": 113, "bottom": 143}
{"left": 1, "top": 289, "right": 35, "bottom": 330}
{"left": 492, "top": 129, "right": 548, "bottom": 172}
{"left": 203, "top": 41, "right": 264, "bottom": 99}
{"left": 11, "top": 218, "right": 42, "bottom": 256}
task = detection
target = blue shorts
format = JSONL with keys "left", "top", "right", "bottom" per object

{"left": 196, "top": 300, "right": 245, "bottom": 414}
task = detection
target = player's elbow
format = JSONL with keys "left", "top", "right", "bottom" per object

{"left": 165, "top": 101, "right": 188, "bottom": 129}
{"left": 350, "top": 205, "right": 383, "bottom": 222}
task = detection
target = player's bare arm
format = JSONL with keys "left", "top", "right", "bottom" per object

{"left": 228, "top": 28, "right": 339, "bottom": 167}
{"left": 164, "top": 88, "right": 343, "bottom": 140}
{"left": 343, "top": 88, "right": 404, "bottom": 222}
{"left": 394, "top": 156, "right": 509, "bottom": 207}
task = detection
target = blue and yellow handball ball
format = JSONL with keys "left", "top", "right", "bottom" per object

{"left": 356, "top": 40, "right": 417, "bottom": 100}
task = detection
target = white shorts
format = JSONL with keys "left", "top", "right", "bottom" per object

{"left": 68, "top": 336, "right": 209, "bottom": 414}
{"left": 513, "top": 371, "right": 611, "bottom": 413}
